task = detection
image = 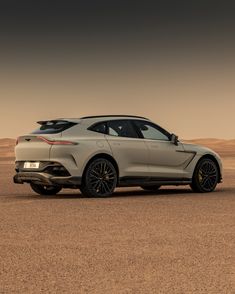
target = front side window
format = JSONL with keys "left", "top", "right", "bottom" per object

{"left": 107, "top": 120, "right": 138, "bottom": 138}
{"left": 134, "top": 121, "right": 169, "bottom": 141}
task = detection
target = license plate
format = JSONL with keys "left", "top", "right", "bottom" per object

{"left": 24, "top": 162, "right": 40, "bottom": 169}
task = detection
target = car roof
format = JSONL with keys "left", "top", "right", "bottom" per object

{"left": 55, "top": 115, "right": 150, "bottom": 124}
{"left": 81, "top": 115, "right": 149, "bottom": 120}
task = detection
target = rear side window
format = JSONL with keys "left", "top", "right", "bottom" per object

{"left": 89, "top": 122, "right": 107, "bottom": 134}
{"left": 32, "top": 121, "right": 77, "bottom": 134}
{"left": 107, "top": 120, "right": 138, "bottom": 138}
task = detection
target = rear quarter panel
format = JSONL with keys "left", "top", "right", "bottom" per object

{"left": 50, "top": 125, "right": 113, "bottom": 177}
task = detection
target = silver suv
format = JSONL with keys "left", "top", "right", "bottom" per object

{"left": 14, "top": 115, "right": 222, "bottom": 197}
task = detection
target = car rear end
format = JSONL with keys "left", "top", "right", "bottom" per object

{"left": 14, "top": 119, "right": 82, "bottom": 188}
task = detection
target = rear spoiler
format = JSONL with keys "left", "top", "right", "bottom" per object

{"left": 37, "top": 119, "right": 81, "bottom": 125}
{"left": 37, "top": 120, "right": 68, "bottom": 125}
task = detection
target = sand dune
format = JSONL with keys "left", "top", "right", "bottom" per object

{"left": 184, "top": 138, "right": 235, "bottom": 158}
{"left": 0, "top": 138, "right": 15, "bottom": 162}
{"left": 183, "top": 138, "right": 235, "bottom": 147}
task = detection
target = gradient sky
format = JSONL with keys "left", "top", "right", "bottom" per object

{"left": 0, "top": 3, "right": 235, "bottom": 139}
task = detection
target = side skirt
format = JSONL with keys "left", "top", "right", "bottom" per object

{"left": 118, "top": 176, "right": 192, "bottom": 187}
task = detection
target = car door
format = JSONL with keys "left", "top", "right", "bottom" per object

{"left": 105, "top": 120, "right": 149, "bottom": 177}
{"left": 133, "top": 120, "right": 195, "bottom": 179}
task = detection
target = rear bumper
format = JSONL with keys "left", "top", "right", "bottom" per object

{"left": 13, "top": 172, "right": 82, "bottom": 187}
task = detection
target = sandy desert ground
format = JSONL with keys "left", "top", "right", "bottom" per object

{"left": 0, "top": 138, "right": 234, "bottom": 293}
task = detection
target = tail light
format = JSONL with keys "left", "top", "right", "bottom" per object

{"left": 37, "top": 136, "right": 77, "bottom": 145}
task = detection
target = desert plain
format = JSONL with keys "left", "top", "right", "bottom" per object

{"left": 0, "top": 138, "right": 234, "bottom": 293}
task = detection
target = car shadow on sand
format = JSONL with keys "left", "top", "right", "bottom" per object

{"left": 8, "top": 187, "right": 227, "bottom": 201}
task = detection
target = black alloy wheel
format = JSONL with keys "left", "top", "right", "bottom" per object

{"left": 30, "top": 183, "right": 62, "bottom": 195}
{"left": 80, "top": 158, "right": 117, "bottom": 197}
{"left": 190, "top": 158, "right": 219, "bottom": 193}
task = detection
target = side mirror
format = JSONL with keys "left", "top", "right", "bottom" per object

{"left": 170, "top": 134, "right": 179, "bottom": 145}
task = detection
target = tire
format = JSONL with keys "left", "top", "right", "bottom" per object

{"left": 30, "top": 183, "right": 62, "bottom": 195}
{"left": 190, "top": 158, "right": 219, "bottom": 193}
{"left": 141, "top": 185, "right": 161, "bottom": 191}
{"left": 80, "top": 158, "right": 117, "bottom": 198}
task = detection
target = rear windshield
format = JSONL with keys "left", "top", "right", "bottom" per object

{"left": 32, "top": 121, "right": 77, "bottom": 134}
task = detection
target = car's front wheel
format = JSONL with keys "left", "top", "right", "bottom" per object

{"left": 190, "top": 158, "right": 219, "bottom": 193}
{"left": 30, "top": 183, "right": 62, "bottom": 195}
{"left": 80, "top": 158, "right": 117, "bottom": 197}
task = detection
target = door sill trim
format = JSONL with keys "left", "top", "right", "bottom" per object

{"left": 118, "top": 176, "right": 191, "bottom": 187}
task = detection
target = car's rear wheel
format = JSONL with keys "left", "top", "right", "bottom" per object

{"left": 190, "top": 158, "right": 219, "bottom": 193}
{"left": 141, "top": 185, "right": 161, "bottom": 191}
{"left": 80, "top": 158, "right": 117, "bottom": 198}
{"left": 30, "top": 183, "right": 62, "bottom": 195}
